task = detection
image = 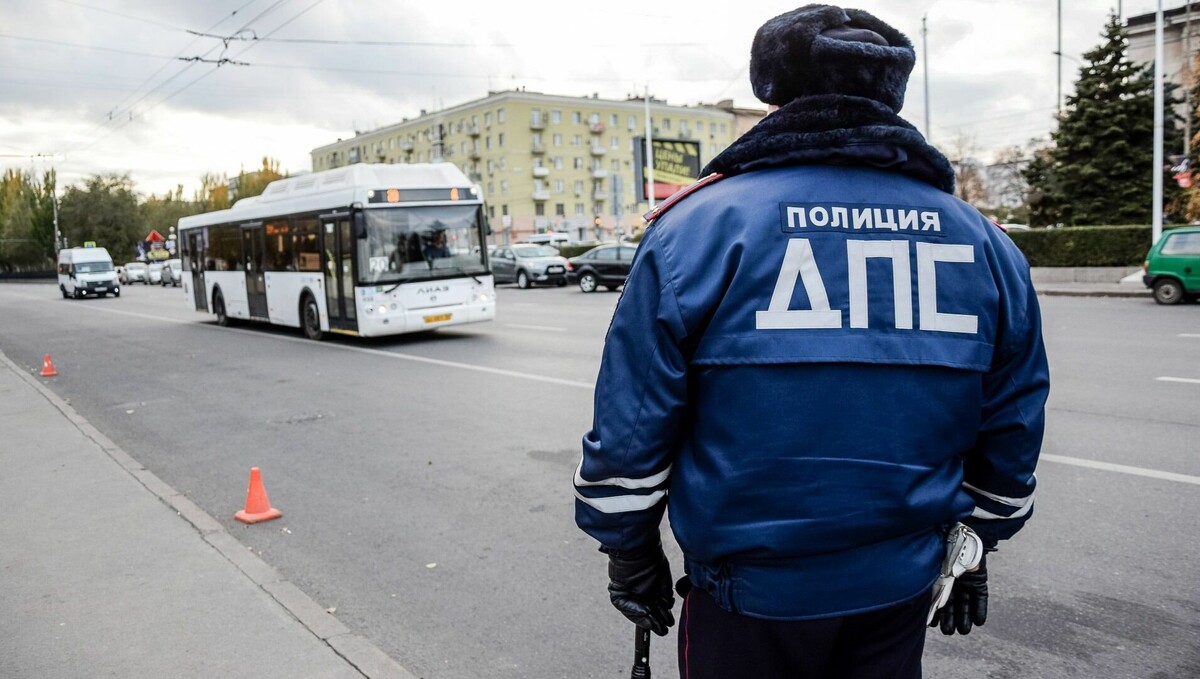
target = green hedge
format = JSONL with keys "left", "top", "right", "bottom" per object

{"left": 557, "top": 243, "right": 602, "bottom": 259}
{"left": 1006, "top": 225, "right": 1158, "bottom": 267}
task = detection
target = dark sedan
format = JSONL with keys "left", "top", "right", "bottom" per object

{"left": 566, "top": 243, "right": 638, "bottom": 292}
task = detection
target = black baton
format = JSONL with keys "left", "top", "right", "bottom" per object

{"left": 631, "top": 626, "right": 651, "bottom": 679}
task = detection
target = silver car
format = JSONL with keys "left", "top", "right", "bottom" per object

{"left": 489, "top": 244, "right": 569, "bottom": 288}
{"left": 160, "top": 258, "right": 182, "bottom": 287}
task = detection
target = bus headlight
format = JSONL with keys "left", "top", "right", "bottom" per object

{"left": 477, "top": 293, "right": 489, "bottom": 303}
{"left": 376, "top": 305, "right": 388, "bottom": 315}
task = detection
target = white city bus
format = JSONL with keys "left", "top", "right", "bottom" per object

{"left": 178, "top": 163, "right": 495, "bottom": 340}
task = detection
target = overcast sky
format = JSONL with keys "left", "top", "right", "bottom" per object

{"left": 0, "top": 0, "right": 1166, "bottom": 198}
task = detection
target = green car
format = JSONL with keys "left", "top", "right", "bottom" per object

{"left": 1143, "top": 226, "right": 1200, "bottom": 304}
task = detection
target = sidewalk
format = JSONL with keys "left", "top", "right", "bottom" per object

{"left": 0, "top": 351, "right": 416, "bottom": 679}
{"left": 1031, "top": 268, "right": 1152, "bottom": 298}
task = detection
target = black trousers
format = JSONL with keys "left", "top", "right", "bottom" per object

{"left": 677, "top": 588, "right": 927, "bottom": 679}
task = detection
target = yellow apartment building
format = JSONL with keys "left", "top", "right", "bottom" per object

{"left": 311, "top": 89, "right": 764, "bottom": 243}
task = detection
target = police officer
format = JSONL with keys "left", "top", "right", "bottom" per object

{"left": 573, "top": 5, "right": 1049, "bottom": 678}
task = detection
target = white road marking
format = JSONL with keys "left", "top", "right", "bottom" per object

{"left": 1156, "top": 376, "right": 1200, "bottom": 385}
{"left": 505, "top": 323, "right": 567, "bottom": 332}
{"left": 1041, "top": 454, "right": 1200, "bottom": 486}
{"left": 4, "top": 292, "right": 595, "bottom": 390}
{"left": 1180, "top": 334, "right": 1200, "bottom": 339}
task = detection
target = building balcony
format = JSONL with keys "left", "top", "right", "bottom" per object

{"left": 590, "top": 146, "right": 607, "bottom": 156}
{"left": 468, "top": 125, "right": 480, "bottom": 137}
{"left": 531, "top": 142, "right": 546, "bottom": 154}
{"left": 530, "top": 118, "right": 545, "bottom": 130}
{"left": 589, "top": 122, "right": 606, "bottom": 134}
{"left": 532, "top": 189, "right": 550, "bottom": 201}
{"left": 592, "top": 190, "right": 608, "bottom": 201}
{"left": 590, "top": 168, "right": 608, "bottom": 179}
{"left": 469, "top": 149, "right": 481, "bottom": 160}
{"left": 532, "top": 167, "right": 550, "bottom": 178}
{"left": 400, "top": 140, "right": 414, "bottom": 151}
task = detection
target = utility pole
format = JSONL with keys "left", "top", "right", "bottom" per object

{"left": 922, "top": 15, "right": 930, "bottom": 138}
{"left": 645, "top": 85, "right": 655, "bottom": 211}
{"left": 1153, "top": 1, "right": 1165, "bottom": 245}
{"left": 1057, "top": 0, "right": 1063, "bottom": 119}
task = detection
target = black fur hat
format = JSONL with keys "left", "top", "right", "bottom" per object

{"left": 750, "top": 4, "right": 915, "bottom": 112}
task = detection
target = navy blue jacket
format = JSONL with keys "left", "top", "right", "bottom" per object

{"left": 575, "top": 163, "right": 1049, "bottom": 620}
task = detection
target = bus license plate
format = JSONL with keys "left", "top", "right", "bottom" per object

{"left": 95, "top": 287, "right": 107, "bottom": 292}
{"left": 424, "top": 313, "right": 452, "bottom": 324}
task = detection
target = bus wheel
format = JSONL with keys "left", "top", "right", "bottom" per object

{"left": 302, "top": 295, "right": 325, "bottom": 341}
{"left": 214, "top": 290, "right": 231, "bottom": 326}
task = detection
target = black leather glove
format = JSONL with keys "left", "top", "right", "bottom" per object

{"left": 605, "top": 541, "right": 676, "bottom": 636}
{"left": 931, "top": 554, "right": 988, "bottom": 635}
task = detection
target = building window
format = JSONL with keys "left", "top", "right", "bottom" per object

{"left": 574, "top": 180, "right": 584, "bottom": 195}
{"left": 551, "top": 110, "right": 562, "bottom": 124}
{"left": 574, "top": 157, "right": 584, "bottom": 170}
{"left": 497, "top": 108, "right": 505, "bottom": 123}
{"left": 535, "top": 203, "right": 545, "bottom": 216}
{"left": 573, "top": 111, "right": 582, "bottom": 124}
{"left": 498, "top": 133, "right": 505, "bottom": 147}
{"left": 486, "top": 136, "right": 492, "bottom": 149}
{"left": 611, "top": 159, "right": 620, "bottom": 171}
{"left": 611, "top": 136, "right": 619, "bottom": 148}
{"left": 573, "top": 134, "right": 582, "bottom": 147}
{"left": 501, "top": 180, "right": 509, "bottom": 194}
{"left": 531, "top": 108, "right": 542, "bottom": 125}
{"left": 484, "top": 112, "right": 492, "bottom": 127}
{"left": 720, "top": 123, "right": 727, "bottom": 134}
{"left": 575, "top": 203, "right": 585, "bottom": 215}
{"left": 502, "top": 204, "right": 508, "bottom": 216}
{"left": 589, "top": 113, "right": 600, "bottom": 124}
{"left": 498, "top": 157, "right": 507, "bottom": 170}
{"left": 628, "top": 115, "right": 636, "bottom": 130}
{"left": 553, "top": 156, "right": 564, "bottom": 170}
{"left": 555, "top": 203, "right": 565, "bottom": 216}
{"left": 532, "top": 132, "right": 542, "bottom": 145}
{"left": 610, "top": 113, "right": 618, "bottom": 126}
{"left": 662, "top": 119, "right": 671, "bottom": 131}
{"left": 555, "top": 180, "right": 564, "bottom": 193}
{"left": 680, "top": 120, "right": 689, "bottom": 134}
{"left": 487, "top": 159, "right": 494, "bottom": 174}
{"left": 553, "top": 133, "right": 563, "bottom": 147}
{"left": 488, "top": 205, "right": 495, "bottom": 218}
{"left": 487, "top": 182, "right": 495, "bottom": 194}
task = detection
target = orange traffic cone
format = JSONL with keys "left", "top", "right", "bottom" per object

{"left": 234, "top": 467, "right": 283, "bottom": 524}
{"left": 39, "top": 354, "right": 58, "bottom": 377}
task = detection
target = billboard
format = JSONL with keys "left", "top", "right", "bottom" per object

{"left": 633, "top": 137, "right": 702, "bottom": 201}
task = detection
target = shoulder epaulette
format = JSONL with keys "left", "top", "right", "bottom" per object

{"left": 642, "top": 173, "right": 725, "bottom": 224}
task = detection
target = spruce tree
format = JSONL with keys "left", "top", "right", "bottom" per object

{"left": 1027, "top": 13, "right": 1181, "bottom": 226}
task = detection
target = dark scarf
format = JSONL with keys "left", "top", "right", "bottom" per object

{"left": 701, "top": 94, "right": 956, "bottom": 194}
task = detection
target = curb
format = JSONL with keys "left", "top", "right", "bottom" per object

{"left": 0, "top": 350, "right": 418, "bottom": 679}
{"left": 1036, "top": 289, "right": 1151, "bottom": 298}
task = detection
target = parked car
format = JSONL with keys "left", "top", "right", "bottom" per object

{"left": 566, "top": 243, "right": 638, "bottom": 292}
{"left": 521, "top": 232, "right": 572, "bottom": 248}
{"left": 1142, "top": 226, "right": 1200, "bottom": 304}
{"left": 122, "top": 262, "right": 149, "bottom": 284}
{"left": 489, "top": 244, "right": 569, "bottom": 288}
{"left": 147, "top": 261, "right": 164, "bottom": 285}
{"left": 160, "top": 258, "right": 182, "bottom": 287}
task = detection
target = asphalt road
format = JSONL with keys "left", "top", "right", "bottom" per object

{"left": 1, "top": 280, "right": 1197, "bottom": 679}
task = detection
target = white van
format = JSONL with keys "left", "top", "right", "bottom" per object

{"left": 58, "top": 247, "right": 120, "bottom": 299}
{"left": 523, "top": 232, "right": 572, "bottom": 247}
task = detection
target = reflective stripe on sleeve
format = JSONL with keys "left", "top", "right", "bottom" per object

{"left": 963, "top": 480, "right": 1034, "bottom": 509}
{"left": 574, "top": 489, "right": 667, "bottom": 514}
{"left": 573, "top": 460, "right": 672, "bottom": 490}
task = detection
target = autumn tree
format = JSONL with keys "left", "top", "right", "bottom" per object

{"left": 57, "top": 173, "right": 142, "bottom": 261}
{"left": 0, "top": 169, "right": 56, "bottom": 271}
{"left": 232, "top": 156, "right": 287, "bottom": 200}
{"left": 140, "top": 184, "right": 201, "bottom": 242}
{"left": 195, "top": 172, "right": 230, "bottom": 212}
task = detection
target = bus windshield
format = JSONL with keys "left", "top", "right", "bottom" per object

{"left": 360, "top": 205, "right": 488, "bottom": 284}
{"left": 75, "top": 261, "right": 113, "bottom": 273}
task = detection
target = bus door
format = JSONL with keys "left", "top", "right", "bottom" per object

{"left": 188, "top": 231, "right": 207, "bottom": 311}
{"left": 320, "top": 215, "right": 357, "bottom": 330}
{"left": 241, "top": 223, "right": 268, "bottom": 319}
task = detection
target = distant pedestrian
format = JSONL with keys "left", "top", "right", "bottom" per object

{"left": 574, "top": 5, "right": 1049, "bottom": 678}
